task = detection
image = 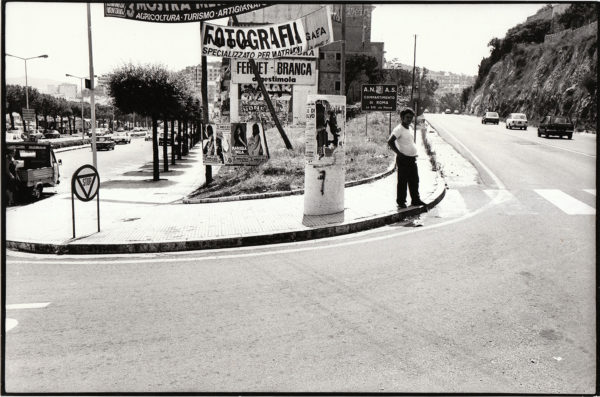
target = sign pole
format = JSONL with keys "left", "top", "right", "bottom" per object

{"left": 200, "top": 21, "right": 212, "bottom": 184}
{"left": 87, "top": 3, "right": 98, "bottom": 169}
{"left": 389, "top": 111, "right": 392, "bottom": 135}
{"left": 96, "top": 187, "right": 100, "bottom": 232}
{"left": 365, "top": 112, "right": 368, "bottom": 138}
{"left": 71, "top": 189, "right": 76, "bottom": 238}
{"left": 230, "top": 15, "right": 293, "bottom": 150}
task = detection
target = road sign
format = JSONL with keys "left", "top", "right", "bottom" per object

{"left": 22, "top": 108, "right": 36, "bottom": 122}
{"left": 361, "top": 84, "right": 398, "bottom": 112}
{"left": 72, "top": 165, "right": 100, "bottom": 202}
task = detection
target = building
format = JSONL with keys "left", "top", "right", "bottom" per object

{"left": 57, "top": 83, "right": 77, "bottom": 99}
{"left": 178, "top": 61, "right": 222, "bottom": 102}
{"left": 427, "top": 70, "right": 475, "bottom": 96}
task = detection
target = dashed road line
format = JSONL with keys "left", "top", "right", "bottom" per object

{"left": 6, "top": 302, "right": 51, "bottom": 310}
{"left": 584, "top": 189, "right": 596, "bottom": 196}
{"left": 534, "top": 189, "right": 595, "bottom": 215}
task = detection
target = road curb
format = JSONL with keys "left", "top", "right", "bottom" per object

{"left": 183, "top": 162, "right": 396, "bottom": 204}
{"left": 6, "top": 171, "right": 446, "bottom": 255}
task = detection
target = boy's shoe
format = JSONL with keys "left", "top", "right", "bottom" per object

{"left": 411, "top": 200, "right": 427, "bottom": 207}
{"left": 397, "top": 203, "right": 407, "bottom": 209}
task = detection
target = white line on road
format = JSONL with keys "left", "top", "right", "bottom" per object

{"left": 534, "top": 189, "right": 595, "bottom": 215}
{"left": 6, "top": 319, "right": 18, "bottom": 332}
{"left": 6, "top": 302, "right": 51, "bottom": 310}
{"left": 435, "top": 189, "right": 469, "bottom": 218}
{"left": 584, "top": 189, "right": 596, "bottom": 196}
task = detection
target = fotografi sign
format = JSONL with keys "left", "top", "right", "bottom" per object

{"left": 361, "top": 84, "right": 398, "bottom": 112}
{"left": 104, "top": 3, "right": 267, "bottom": 23}
{"left": 202, "top": 6, "right": 333, "bottom": 58}
{"left": 232, "top": 59, "right": 316, "bottom": 85}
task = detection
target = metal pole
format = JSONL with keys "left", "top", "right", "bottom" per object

{"left": 410, "top": 35, "right": 417, "bottom": 103}
{"left": 200, "top": 21, "right": 212, "bottom": 183}
{"left": 80, "top": 78, "right": 85, "bottom": 138}
{"left": 72, "top": 190, "right": 76, "bottom": 238}
{"left": 97, "top": 190, "right": 100, "bottom": 232}
{"left": 24, "top": 59, "right": 29, "bottom": 108}
{"left": 87, "top": 3, "right": 97, "bottom": 169}
{"left": 340, "top": 4, "right": 346, "bottom": 96}
{"left": 365, "top": 112, "right": 368, "bottom": 137}
{"left": 389, "top": 112, "right": 392, "bottom": 135}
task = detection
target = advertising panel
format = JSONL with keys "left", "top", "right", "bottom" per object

{"left": 361, "top": 84, "right": 398, "bottom": 111}
{"left": 201, "top": 6, "right": 332, "bottom": 59}
{"left": 203, "top": 122, "right": 268, "bottom": 166}
{"left": 238, "top": 84, "right": 291, "bottom": 125}
{"left": 304, "top": 95, "right": 346, "bottom": 166}
{"left": 104, "top": 3, "right": 267, "bottom": 23}
{"left": 232, "top": 59, "right": 317, "bottom": 85}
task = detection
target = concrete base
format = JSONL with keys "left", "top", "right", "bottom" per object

{"left": 303, "top": 161, "right": 345, "bottom": 215}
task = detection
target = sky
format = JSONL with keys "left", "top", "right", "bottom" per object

{"left": 4, "top": 2, "right": 547, "bottom": 90}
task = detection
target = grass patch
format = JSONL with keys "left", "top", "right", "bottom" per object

{"left": 189, "top": 112, "right": 399, "bottom": 199}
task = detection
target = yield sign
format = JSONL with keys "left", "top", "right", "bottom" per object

{"left": 72, "top": 165, "right": 99, "bottom": 202}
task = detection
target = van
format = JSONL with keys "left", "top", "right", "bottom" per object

{"left": 7, "top": 141, "right": 61, "bottom": 200}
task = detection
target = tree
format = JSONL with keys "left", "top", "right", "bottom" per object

{"left": 345, "top": 54, "right": 384, "bottom": 102}
{"left": 108, "top": 63, "right": 194, "bottom": 181}
{"left": 558, "top": 3, "right": 598, "bottom": 30}
{"left": 460, "top": 86, "right": 473, "bottom": 110}
{"left": 438, "top": 93, "right": 461, "bottom": 112}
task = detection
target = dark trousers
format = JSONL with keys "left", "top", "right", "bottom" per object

{"left": 396, "top": 156, "right": 420, "bottom": 206}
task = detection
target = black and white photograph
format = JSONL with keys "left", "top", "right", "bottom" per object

{"left": 2, "top": 2, "right": 597, "bottom": 394}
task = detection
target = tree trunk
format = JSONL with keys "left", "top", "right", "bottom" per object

{"left": 152, "top": 117, "right": 160, "bottom": 181}
{"left": 163, "top": 118, "right": 169, "bottom": 172}
{"left": 177, "top": 120, "right": 183, "bottom": 160}
{"left": 9, "top": 113, "right": 14, "bottom": 129}
{"left": 170, "top": 119, "right": 176, "bottom": 165}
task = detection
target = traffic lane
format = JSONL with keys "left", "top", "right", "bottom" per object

{"left": 5, "top": 210, "right": 594, "bottom": 392}
{"left": 54, "top": 138, "right": 172, "bottom": 194}
{"left": 425, "top": 115, "right": 595, "bottom": 191}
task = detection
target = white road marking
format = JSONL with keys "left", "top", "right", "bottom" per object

{"left": 483, "top": 189, "right": 536, "bottom": 215}
{"left": 6, "top": 302, "right": 51, "bottom": 310}
{"left": 534, "top": 189, "right": 595, "bottom": 215}
{"left": 584, "top": 189, "right": 596, "bottom": 196}
{"left": 435, "top": 189, "right": 469, "bottom": 218}
{"left": 6, "top": 319, "right": 19, "bottom": 332}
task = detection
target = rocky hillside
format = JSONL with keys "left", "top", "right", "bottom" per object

{"left": 467, "top": 5, "right": 597, "bottom": 131}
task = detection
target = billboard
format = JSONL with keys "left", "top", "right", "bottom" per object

{"left": 361, "top": 84, "right": 398, "bottom": 111}
{"left": 238, "top": 84, "right": 291, "bottom": 125}
{"left": 203, "top": 122, "right": 268, "bottom": 166}
{"left": 232, "top": 59, "right": 317, "bottom": 85}
{"left": 104, "top": 3, "right": 267, "bottom": 23}
{"left": 304, "top": 95, "right": 346, "bottom": 166}
{"left": 201, "top": 6, "right": 333, "bottom": 59}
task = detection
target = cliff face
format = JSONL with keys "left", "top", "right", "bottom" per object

{"left": 468, "top": 22, "right": 597, "bottom": 130}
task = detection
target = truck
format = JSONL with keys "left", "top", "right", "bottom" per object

{"left": 7, "top": 141, "right": 61, "bottom": 200}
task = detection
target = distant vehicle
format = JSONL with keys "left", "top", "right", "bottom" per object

{"left": 43, "top": 130, "right": 61, "bottom": 139}
{"left": 116, "top": 127, "right": 125, "bottom": 132}
{"left": 96, "top": 135, "right": 116, "bottom": 150}
{"left": 445, "top": 109, "right": 452, "bottom": 114}
{"left": 28, "top": 131, "right": 45, "bottom": 141}
{"left": 506, "top": 113, "right": 528, "bottom": 130}
{"left": 481, "top": 112, "right": 499, "bottom": 125}
{"left": 453, "top": 110, "right": 460, "bottom": 114}
{"left": 130, "top": 127, "right": 147, "bottom": 137}
{"left": 6, "top": 130, "right": 23, "bottom": 142}
{"left": 144, "top": 131, "right": 153, "bottom": 141}
{"left": 537, "top": 116, "right": 574, "bottom": 139}
{"left": 423, "top": 109, "right": 429, "bottom": 113}
{"left": 113, "top": 131, "right": 131, "bottom": 144}
{"left": 7, "top": 141, "right": 61, "bottom": 200}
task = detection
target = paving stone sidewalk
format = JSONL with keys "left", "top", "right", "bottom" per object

{"left": 6, "top": 136, "right": 445, "bottom": 254}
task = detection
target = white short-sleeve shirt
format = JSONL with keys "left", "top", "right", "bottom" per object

{"left": 391, "top": 124, "right": 418, "bottom": 157}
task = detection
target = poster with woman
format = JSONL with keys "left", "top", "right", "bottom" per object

{"left": 202, "top": 123, "right": 226, "bottom": 165}
{"left": 304, "top": 95, "right": 346, "bottom": 165}
{"left": 222, "top": 122, "right": 268, "bottom": 166}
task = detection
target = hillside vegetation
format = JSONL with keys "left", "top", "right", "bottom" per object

{"left": 466, "top": 3, "right": 597, "bottom": 131}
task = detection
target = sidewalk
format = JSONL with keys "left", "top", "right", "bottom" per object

{"left": 6, "top": 135, "right": 446, "bottom": 255}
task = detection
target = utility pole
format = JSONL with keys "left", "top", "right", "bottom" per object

{"left": 87, "top": 3, "right": 97, "bottom": 169}
{"left": 200, "top": 21, "right": 212, "bottom": 184}
{"left": 340, "top": 4, "right": 346, "bottom": 96}
{"left": 410, "top": 34, "right": 417, "bottom": 103}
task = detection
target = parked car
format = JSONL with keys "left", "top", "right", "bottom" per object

{"left": 445, "top": 109, "right": 452, "bottom": 114}
{"left": 481, "top": 112, "right": 499, "bottom": 125}
{"left": 453, "top": 110, "right": 460, "bottom": 114}
{"left": 113, "top": 131, "right": 131, "bottom": 144}
{"left": 506, "top": 113, "right": 528, "bottom": 130}
{"left": 44, "top": 130, "right": 61, "bottom": 139}
{"left": 537, "top": 116, "right": 574, "bottom": 139}
{"left": 96, "top": 135, "right": 116, "bottom": 150}
{"left": 27, "top": 131, "right": 45, "bottom": 141}
{"left": 7, "top": 141, "right": 61, "bottom": 200}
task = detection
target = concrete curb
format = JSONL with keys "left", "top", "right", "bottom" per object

{"left": 183, "top": 162, "right": 397, "bottom": 204}
{"left": 5, "top": 169, "right": 446, "bottom": 255}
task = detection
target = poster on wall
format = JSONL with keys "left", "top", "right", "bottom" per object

{"left": 238, "top": 83, "right": 291, "bottom": 125}
{"left": 222, "top": 122, "right": 269, "bottom": 166}
{"left": 304, "top": 95, "right": 346, "bottom": 166}
{"left": 202, "top": 123, "right": 231, "bottom": 165}
{"left": 201, "top": 6, "right": 332, "bottom": 58}
{"left": 232, "top": 59, "right": 317, "bottom": 85}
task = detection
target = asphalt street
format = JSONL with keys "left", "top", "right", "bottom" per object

{"left": 5, "top": 116, "right": 596, "bottom": 393}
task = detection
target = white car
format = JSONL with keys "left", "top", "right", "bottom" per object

{"left": 113, "top": 131, "right": 131, "bottom": 144}
{"left": 506, "top": 113, "right": 528, "bottom": 130}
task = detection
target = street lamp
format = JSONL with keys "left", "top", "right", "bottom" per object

{"left": 66, "top": 73, "right": 97, "bottom": 137}
{"left": 6, "top": 53, "right": 48, "bottom": 132}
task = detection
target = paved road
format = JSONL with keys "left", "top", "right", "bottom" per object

{"left": 5, "top": 116, "right": 595, "bottom": 393}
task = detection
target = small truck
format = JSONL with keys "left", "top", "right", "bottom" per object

{"left": 7, "top": 141, "right": 61, "bottom": 200}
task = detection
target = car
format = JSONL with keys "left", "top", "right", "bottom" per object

{"left": 96, "top": 135, "right": 115, "bottom": 150}
{"left": 113, "top": 131, "right": 131, "bottom": 144}
{"left": 453, "top": 110, "right": 460, "bottom": 114}
{"left": 144, "top": 131, "right": 153, "bottom": 141}
{"left": 537, "top": 116, "right": 574, "bottom": 139}
{"left": 506, "top": 113, "right": 528, "bottom": 130}
{"left": 6, "top": 130, "right": 24, "bottom": 142}
{"left": 481, "top": 111, "right": 499, "bottom": 124}
{"left": 445, "top": 109, "right": 452, "bottom": 114}
{"left": 43, "top": 130, "right": 61, "bottom": 139}
{"left": 27, "top": 131, "right": 45, "bottom": 142}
